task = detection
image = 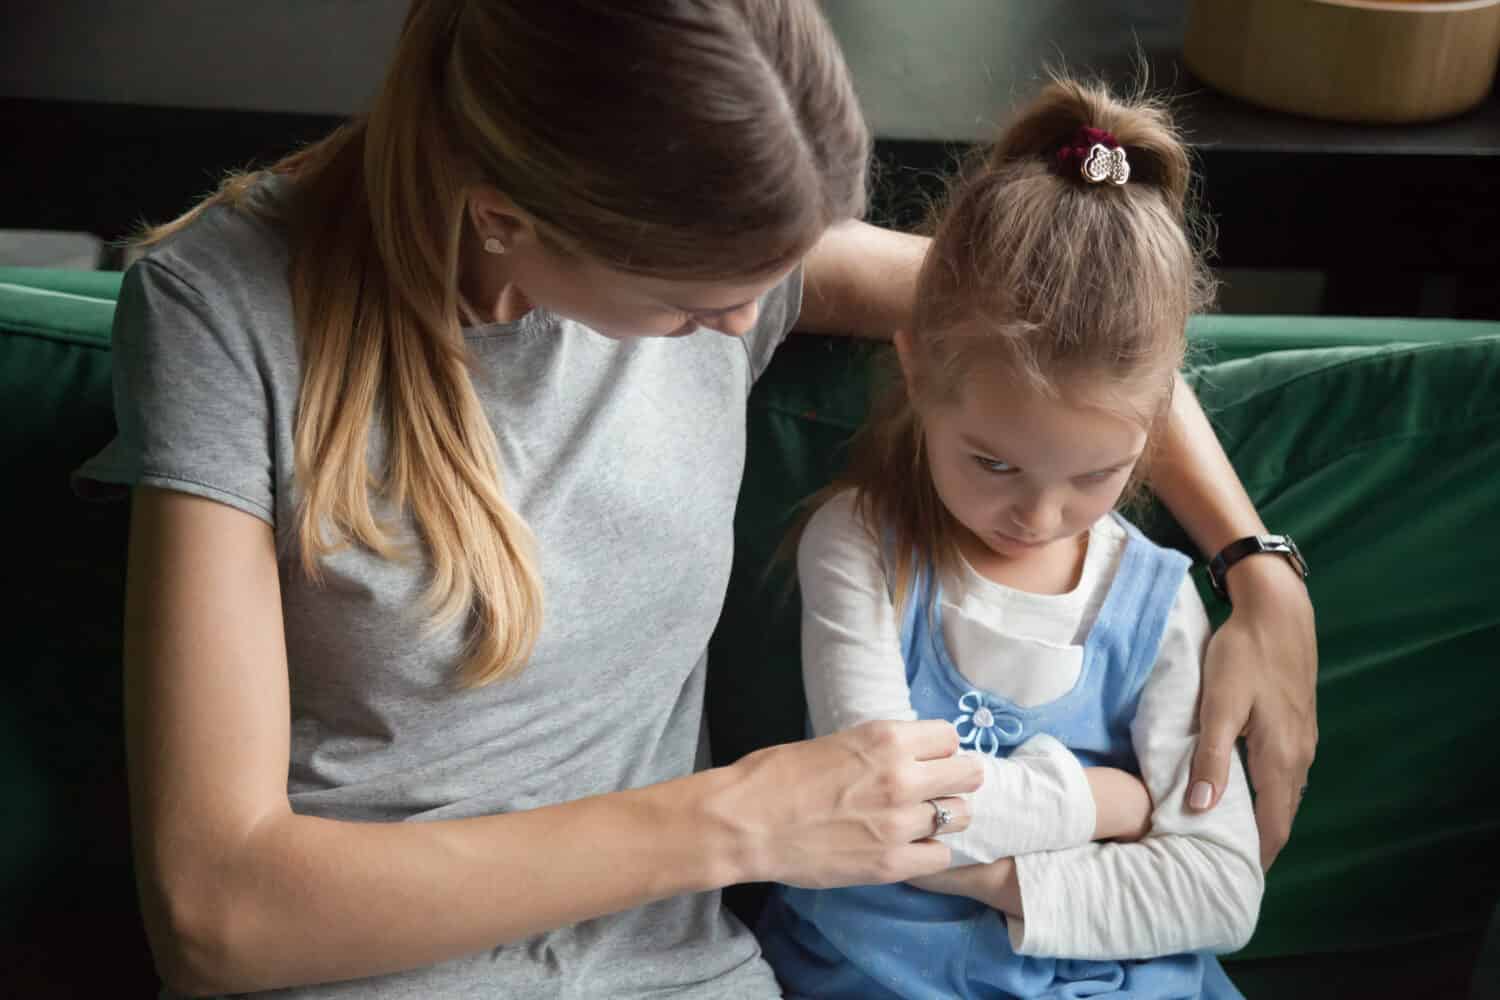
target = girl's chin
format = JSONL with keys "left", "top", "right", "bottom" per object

{"left": 985, "top": 530, "right": 1055, "bottom": 557}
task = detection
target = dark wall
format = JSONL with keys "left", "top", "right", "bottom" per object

{"left": 0, "top": 1, "right": 405, "bottom": 113}
{"left": 0, "top": 0, "right": 1184, "bottom": 119}
{"left": 823, "top": 0, "right": 1188, "bottom": 141}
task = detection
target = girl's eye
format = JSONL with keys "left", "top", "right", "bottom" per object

{"left": 972, "top": 456, "right": 1015, "bottom": 474}
{"left": 1079, "top": 468, "right": 1123, "bottom": 485}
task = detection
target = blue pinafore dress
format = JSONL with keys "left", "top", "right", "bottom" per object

{"left": 758, "top": 516, "right": 1243, "bottom": 1000}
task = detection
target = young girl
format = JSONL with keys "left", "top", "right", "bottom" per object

{"left": 758, "top": 78, "right": 1264, "bottom": 998}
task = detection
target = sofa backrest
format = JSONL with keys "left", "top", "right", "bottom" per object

{"left": 0, "top": 268, "right": 143, "bottom": 984}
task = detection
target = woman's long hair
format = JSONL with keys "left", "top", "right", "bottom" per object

{"left": 140, "top": 0, "right": 871, "bottom": 684}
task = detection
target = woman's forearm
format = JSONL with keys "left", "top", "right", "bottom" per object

{"left": 160, "top": 767, "right": 748, "bottom": 995}
{"left": 157, "top": 728, "right": 980, "bottom": 996}
{"left": 1154, "top": 372, "right": 1267, "bottom": 560}
{"left": 1155, "top": 374, "right": 1308, "bottom": 596}
{"left": 798, "top": 221, "right": 928, "bottom": 338}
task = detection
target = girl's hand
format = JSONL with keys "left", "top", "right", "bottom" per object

{"left": 714, "top": 720, "right": 982, "bottom": 888}
{"left": 907, "top": 858, "right": 1023, "bottom": 917}
{"left": 1085, "top": 767, "right": 1153, "bottom": 842}
{"left": 1188, "top": 556, "right": 1318, "bottom": 870}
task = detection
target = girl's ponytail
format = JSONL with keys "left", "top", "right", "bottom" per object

{"left": 988, "top": 77, "right": 1192, "bottom": 216}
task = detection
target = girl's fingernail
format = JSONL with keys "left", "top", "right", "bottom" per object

{"left": 1189, "top": 781, "right": 1214, "bottom": 810}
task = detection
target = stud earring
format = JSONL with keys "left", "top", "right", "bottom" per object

{"left": 483, "top": 237, "right": 507, "bottom": 255}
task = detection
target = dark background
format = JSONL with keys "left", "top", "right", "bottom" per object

{"left": 4, "top": 0, "right": 1497, "bottom": 317}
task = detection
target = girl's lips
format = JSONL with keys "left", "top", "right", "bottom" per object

{"left": 994, "top": 530, "right": 1047, "bottom": 549}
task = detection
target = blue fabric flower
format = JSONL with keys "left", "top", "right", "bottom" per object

{"left": 953, "top": 690, "right": 1023, "bottom": 755}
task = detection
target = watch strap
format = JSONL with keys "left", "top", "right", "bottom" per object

{"left": 1208, "top": 534, "right": 1309, "bottom": 602}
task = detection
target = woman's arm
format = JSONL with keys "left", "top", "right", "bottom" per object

{"left": 801, "top": 222, "right": 1318, "bottom": 869}
{"left": 799, "top": 491, "right": 1153, "bottom": 863}
{"left": 918, "top": 580, "right": 1265, "bottom": 959}
{"left": 1155, "top": 374, "right": 1319, "bottom": 869}
{"left": 797, "top": 220, "right": 926, "bottom": 338}
{"left": 126, "top": 488, "right": 982, "bottom": 996}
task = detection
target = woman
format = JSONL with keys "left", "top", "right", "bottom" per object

{"left": 77, "top": 1, "right": 1315, "bottom": 996}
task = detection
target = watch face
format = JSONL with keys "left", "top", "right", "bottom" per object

{"left": 1263, "top": 536, "right": 1308, "bottom": 577}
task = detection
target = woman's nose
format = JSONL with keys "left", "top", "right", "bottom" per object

{"left": 704, "top": 301, "right": 759, "bottom": 338}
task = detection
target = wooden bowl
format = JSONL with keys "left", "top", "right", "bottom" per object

{"left": 1184, "top": 0, "right": 1500, "bottom": 123}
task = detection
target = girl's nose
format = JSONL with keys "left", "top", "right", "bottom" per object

{"left": 1009, "top": 496, "right": 1060, "bottom": 539}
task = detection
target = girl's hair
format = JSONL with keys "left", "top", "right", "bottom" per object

{"left": 141, "top": 0, "right": 871, "bottom": 686}
{"left": 836, "top": 76, "right": 1214, "bottom": 608}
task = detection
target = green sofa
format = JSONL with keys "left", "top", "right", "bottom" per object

{"left": 5, "top": 266, "right": 1499, "bottom": 998}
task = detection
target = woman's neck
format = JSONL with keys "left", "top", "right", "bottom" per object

{"left": 458, "top": 224, "right": 534, "bottom": 325}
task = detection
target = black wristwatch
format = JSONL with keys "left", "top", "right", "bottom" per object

{"left": 1207, "top": 535, "right": 1309, "bottom": 602}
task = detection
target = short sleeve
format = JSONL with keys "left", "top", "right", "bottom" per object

{"left": 742, "top": 263, "right": 804, "bottom": 385}
{"left": 73, "top": 258, "right": 277, "bottom": 525}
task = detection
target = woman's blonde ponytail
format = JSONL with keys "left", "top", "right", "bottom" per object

{"left": 290, "top": 0, "right": 544, "bottom": 684}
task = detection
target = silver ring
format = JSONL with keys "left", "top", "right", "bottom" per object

{"left": 927, "top": 798, "right": 953, "bottom": 835}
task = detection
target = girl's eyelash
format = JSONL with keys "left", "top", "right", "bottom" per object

{"left": 972, "top": 455, "right": 1015, "bottom": 473}
{"left": 971, "top": 456, "right": 1126, "bottom": 480}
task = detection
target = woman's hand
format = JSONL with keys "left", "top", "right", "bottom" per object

{"left": 713, "top": 720, "right": 982, "bottom": 888}
{"left": 1188, "top": 556, "right": 1318, "bottom": 870}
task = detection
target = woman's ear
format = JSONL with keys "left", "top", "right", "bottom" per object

{"left": 467, "top": 185, "right": 539, "bottom": 254}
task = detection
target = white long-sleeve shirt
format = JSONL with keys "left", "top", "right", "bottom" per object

{"left": 799, "top": 490, "right": 1263, "bottom": 959}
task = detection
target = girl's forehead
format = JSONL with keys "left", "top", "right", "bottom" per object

{"left": 957, "top": 359, "right": 1162, "bottom": 415}
{"left": 942, "top": 367, "right": 1152, "bottom": 460}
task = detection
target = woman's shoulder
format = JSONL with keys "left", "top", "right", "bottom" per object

{"left": 135, "top": 174, "right": 294, "bottom": 311}
{"left": 114, "top": 175, "right": 302, "bottom": 379}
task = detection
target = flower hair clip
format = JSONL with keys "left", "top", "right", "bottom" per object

{"left": 1054, "top": 126, "right": 1130, "bottom": 186}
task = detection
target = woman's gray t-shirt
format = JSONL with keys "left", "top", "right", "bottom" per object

{"left": 76, "top": 191, "right": 795, "bottom": 999}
